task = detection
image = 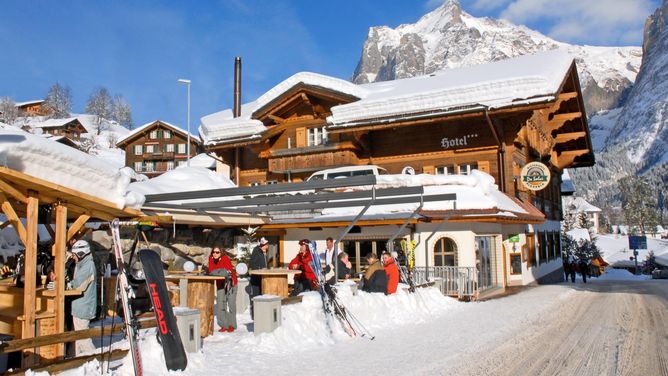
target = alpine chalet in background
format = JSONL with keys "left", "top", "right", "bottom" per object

{"left": 199, "top": 50, "right": 594, "bottom": 295}
{"left": 116, "top": 120, "right": 200, "bottom": 176}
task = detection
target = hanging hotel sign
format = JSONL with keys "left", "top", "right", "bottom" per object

{"left": 520, "top": 162, "right": 551, "bottom": 191}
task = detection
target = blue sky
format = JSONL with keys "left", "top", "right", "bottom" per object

{"left": 0, "top": 0, "right": 659, "bottom": 132}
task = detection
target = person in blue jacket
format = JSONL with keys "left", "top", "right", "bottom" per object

{"left": 69, "top": 240, "right": 97, "bottom": 356}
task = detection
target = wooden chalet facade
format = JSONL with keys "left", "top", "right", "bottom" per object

{"left": 33, "top": 117, "right": 87, "bottom": 141}
{"left": 15, "top": 100, "right": 49, "bottom": 116}
{"left": 200, "top": 51, "right": 595, "bottom": 289}
{"left": 116, "top": 120, "right": 200, "bottom": 176}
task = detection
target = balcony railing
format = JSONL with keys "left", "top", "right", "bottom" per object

{"left": 406, "top": 266, "right": 479, "bottom": 299}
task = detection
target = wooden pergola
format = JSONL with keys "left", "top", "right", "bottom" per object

{"left": 0, "top": 166, "right": 142, "bottom": 366}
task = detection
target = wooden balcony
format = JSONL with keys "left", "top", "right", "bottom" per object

{"left": 143, "top": 151, "right": 175, "bottom": 160}
{"left": 268, "top": 149, "right": 359, "bottom": 173}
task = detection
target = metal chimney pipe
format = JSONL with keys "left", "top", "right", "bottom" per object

{"left": 234, "top": 57, "right": 242, "bottom": 118}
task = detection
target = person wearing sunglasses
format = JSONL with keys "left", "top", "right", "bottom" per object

{"left": 208, "top": 245, "right": 238, "bottom": 333}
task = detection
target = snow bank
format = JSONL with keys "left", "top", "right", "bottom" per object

{"left": 0, "top": 129, "right": 144, "bottom": 209}
{"left": 597, "top": 268, "right": 651, "bottom": 281}
{"left": 69, "top": 285, "right": 458, "bottom": 376}
{"left": 128, "top": 166, "right": 235, "bottom": 196}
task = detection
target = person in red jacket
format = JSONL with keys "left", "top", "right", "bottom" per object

{"left": 289, "top": 239, "right": 317, "bottom": 296}
{"left": 383, "top": 251, "right": 400, "bottom": 294}
{"left": 207, "top": 245, "right": 238, "bottom": 332}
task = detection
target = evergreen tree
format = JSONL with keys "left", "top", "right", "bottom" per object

{"left": 85, "top": 87, "right": 112, "bottom": 135}
{"left": 44, "top": 83, "right": 72, "bottom": 118}
{"left": 642, "top": 251, "right": 658, "bottom": 274}
{"left": 562, "top": 202, "right": 576, "bottom": 232}
{"left": 576, "top": 211, "right": 591, "bottom": 230}
{"left": 619, "top": 176, "right": 660, "bottom": 235}
{"left": 0, "top": 97, "right": 18, "bottom": 124}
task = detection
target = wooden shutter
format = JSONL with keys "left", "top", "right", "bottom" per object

{"left": 296, "top": 127, "right": 306, "bottom": 148}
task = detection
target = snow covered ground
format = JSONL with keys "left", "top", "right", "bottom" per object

{"left": 596, "top": 234, "right": 668, "bottom": 267}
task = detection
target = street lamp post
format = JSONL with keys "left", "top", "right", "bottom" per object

{"left": 177, "top": 78, "right": 191, "bottom": 166}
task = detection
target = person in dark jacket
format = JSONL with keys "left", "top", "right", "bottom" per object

{"left": 362, "top": 253, "right": 388, "bottom": 294}
{"left": 208, "top": 245, "right": 238, "bottom": 332}
{"left": 382, "top": 251, "right": 400, "bottom": 294}
{"left": 249, "top": 237, "right": 269, "bottom": 300}
{"left": 337, "top": 251, "right": 352, "bottom": 280}
{"left": 289, "top": 239, "right": 317, "bottom": 296}
{"left": 578, "top": 257, "right": 589, "bottom": 283}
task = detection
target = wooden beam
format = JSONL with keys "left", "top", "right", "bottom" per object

{"left": 552, "top": 149, "right": 590, "bottom": 169}
{"left": 268, "top": 114, "right": 286, "bottom": 124}
{"left": 0, "top": 192, "right": 27, "bottom": 248}
{"left": 545, "top": 112, "right": 582, "bottom": 133}
{"left": 7, "top": 349, "right": 129, "bottom": 376}
{"left": 550, "top": 92, "right": 579, "bottom": 111}
{"left": 261, "top": 218, "right": 418, "bottom": 229}
{"left": 0, "top": 177, "right": 28, "bottom": 203}
{"left": 0, "top": 319, "right": 156, "bottom": 353}
{"left": 53, "top": 204, "right": 67, "bottom": 357}
{"left": 0, "top": 220, "right": 10, "bottom": 229}
{"left": 22, "top": 190, "right": 38, "bottom": 367}
{"left": 66, "top": 214, "right": 91, "bottom": 242}
{"left": 553, "top": 131, "right": 586, "bottom": 144}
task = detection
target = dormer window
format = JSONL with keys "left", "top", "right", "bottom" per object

{"left": 308, "top": 127, "right": 327, "bottom": 147}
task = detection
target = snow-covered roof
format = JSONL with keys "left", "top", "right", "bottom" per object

{"left": 561, "top": 169, "right": 575, "bottom": 195}
{"left": 0, "top": 128, "right": 144, "bottom": 209}
{"left": 30, "top": 117, "right": 82, "bottom": 129}
{"left": 117, "top": 120, "right": 199, "bottom": 146}
{"left": 200, "top": 50, "right": 575, "bottom": 145}
{"left": 563, "top": 196, "right": 601, "bottom": 213}
{"left": 15, "top": 99, "right": 44, "bottom": 107}
{"left": 330, "top": 50, "right": 573, "bottom": 127}
{"left": 199, "top": 72, "right": 366, "bottom": 145}
{"left": 129, "top": 166, "right": 235, "bottom": 196}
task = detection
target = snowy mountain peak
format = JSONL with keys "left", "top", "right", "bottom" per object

{"left": 352, "top": 2, "right": 642, "bottom": 115}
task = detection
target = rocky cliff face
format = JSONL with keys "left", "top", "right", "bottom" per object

{"left": 606, "top": 0, "right": 668, "bottom": 170}
{"left": 352, "top": 0, "right": 642, "bottom": 115}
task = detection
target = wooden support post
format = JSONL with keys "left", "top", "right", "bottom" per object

{"left": 0, "top": 192, "right": 27, "bottom": 245}
{"left": 53, "top": 204, "right": 67, "bottom": 357}
{"left": 66, "top": 214, "right": 90, "bottom": 243}
{"left": 0, "top": 177, "right": 28, "bottom": 203}
{"left": 22, "top": 190, "right": 39, "bottom": 367}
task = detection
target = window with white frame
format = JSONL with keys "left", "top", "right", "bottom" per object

{"left": 145, "top": 144, "right": 155, "bottom": 153}
{"left": 177, "top": 144, "right": 186, "bottom": 154}
{"left": 163, "top": 130, "right": 171, "bottom": 139}
{"left": 177, "top": 160, "right": 187, "bottom": 167}
{"left": 166, "top": 161, "right": 175, "bottom": 170}
{"left": 145, "top": 162, "right": 155, "bottom": 172}
{"left": 458, "top": 163, "right": 478, "bottom": 175}
{"left": 150, "top": 130, "right": 158, "bottom": 139}
{"left": 307, "top": 127, "right": 327, "bottom": 146}
{"left": 165, "top": 144, "right": 174, "bottom": 153}
{"left": 133, "top": 162, "right": 143, "bottom": 172}
{"left": 134, "top": 145, "right": 143, "bottom": 155}
{"left": 435, "top": 165, "right": 454, "bottom": 175}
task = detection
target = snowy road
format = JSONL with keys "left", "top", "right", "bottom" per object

{"left": 449, "top": 281, "right": 668, "bottom": 376}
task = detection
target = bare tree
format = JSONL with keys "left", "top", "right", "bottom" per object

{"left": 44, "top": 83, "right": 72, "bottom": 118}
{"left": 0, "top": 97, "right": 18, "bottom": 124}
{"left": 85, "top": 87, "right": 112, "bottom": 135}
{"left": 111, "top": 95, "right": 133, "bottom": 130}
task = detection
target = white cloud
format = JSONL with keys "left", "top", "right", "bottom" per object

{"left": 499, "top": 0, "right": 656, "bottom": 45}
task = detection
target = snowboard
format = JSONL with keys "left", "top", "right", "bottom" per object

{"left": 138, "top": 249, "right": 188, "bottom": 371}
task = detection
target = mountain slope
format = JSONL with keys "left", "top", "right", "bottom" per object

{"left": 352, "top": 0, "right": 642, "bottom": 115}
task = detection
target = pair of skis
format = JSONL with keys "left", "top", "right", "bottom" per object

{"left": 399, "top": 239, "right": 418, "bottom": 292}
{"left": 109, "top": 219, "right": 187, "bottom": 375}
{"left": 309, "top": 241, "right": 374, "bottom": 340}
